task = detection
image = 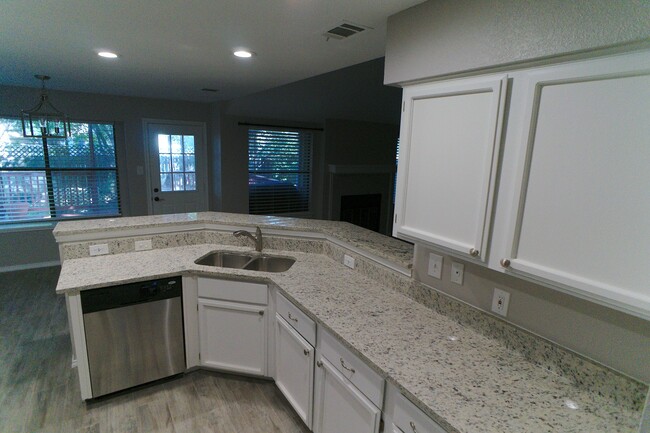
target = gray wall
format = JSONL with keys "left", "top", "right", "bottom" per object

{"left": 384, "top": 0, "right": 650, "bottom": 84}
{"left": 225, "top": 58, "right": 402, "bottom": 125}
{"left": 0, "top": 85, "right": 211, "bottom": 268}
{"left": 323, "top": 119, "right": 398, "bottom": 233}
{"left": 413, "top": 245, "right": 650, "bottom": 383}
{"left": 215, "top": 58, "right": 402, "bottom": 218}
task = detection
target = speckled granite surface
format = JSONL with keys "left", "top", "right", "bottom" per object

{"left": 55, "top": 244, "right": 646, "bottom": 433}
{"left": 53, "top": 212, "right": 413, "bottom": 269}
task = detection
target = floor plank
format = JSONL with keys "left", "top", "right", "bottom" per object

{"left": 0, "top": 267, "right": 310, "bottom": 433}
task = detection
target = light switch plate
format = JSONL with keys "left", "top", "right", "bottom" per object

{"left": 450, "top": 262, "right": 464, "bottom": 285}
{"left": 89, "top": 244, "right": 109, "bottom": 256}
{"left": 343, "top": 254, "right": 355, "bottom": 269}
{"left": 135, "top": 239, "right": 153, "bottom": 251}
{"left": 427, "top": 253, "right": 443, "bottom": 279}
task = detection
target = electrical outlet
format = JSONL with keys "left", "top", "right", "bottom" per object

{"left": 427, "top": 253, "right": 443, "bottom": 279}
{"left": 491, "top": 288, "right": 511, "bottom": 317}
{"left": 134, "top": 239, "right": 153, "bottom": 251}
{"left": 89, "top": 244, "right": 109, "bottom": 256}
{"left": 343, "top": 254, "right": 355, "bottom": 269}
{"left": 450, "top": 262, "right": 464, "bottom": 285}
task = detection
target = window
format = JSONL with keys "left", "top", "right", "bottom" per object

{"left": 0, "top": 118, "right": 121, "bottom": 223}
{"left": 157, "top": 134, "right": 196, "bottom": 191}
{"left": 248, "top": 128, "right": 312, "bottom": 215}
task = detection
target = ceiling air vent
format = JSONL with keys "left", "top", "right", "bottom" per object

{"left": 324, "top": 22, "right": 371, "bottom": 40}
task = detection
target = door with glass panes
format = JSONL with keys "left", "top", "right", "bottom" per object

{"left": 147, "top": 122, "right": 207, "bottom": 215}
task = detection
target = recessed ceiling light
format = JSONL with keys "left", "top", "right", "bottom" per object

{"left": 233, "top": 50, "right": 254, "bottom": 58}
{"left": 98, "top": 51, "right": 119, "bottom": 59}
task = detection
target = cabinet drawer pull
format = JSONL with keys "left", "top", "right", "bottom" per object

{"left": 339, "top": 357, "right": 355, "bottom": 373}
{"left": 500, "top": 258, "right": 511, "bottom": 268}
{"left": 410, "top": 421, "right": 418, "bottom": 432}
{"left": 469, "top": 248, "right": 479, "bottom": 257}
{"left": 316, "top": 360, "right": 323, "bottom": 368}
{"left": 287, "top": 312, "right": 298, "bottom": 322}
{"left": 304, "top": 349, "right": 310, "bottom": 356}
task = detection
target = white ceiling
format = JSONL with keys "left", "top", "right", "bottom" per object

{"left": 0, "top": 0, "right": 423, "bottom": 102}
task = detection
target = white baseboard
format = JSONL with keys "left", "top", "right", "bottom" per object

{"left": 0, "top": 260, "right": 61, "bottom": 273}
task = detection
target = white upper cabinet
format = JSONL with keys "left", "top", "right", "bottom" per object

{"left": 394, "top": 75, "right": 508, "bottom": 261}
{"left": 396, "top": 49, "right": 650, "bottom": 318}
{"left": 492, "top": 50, "right": 650, "bottom": 318}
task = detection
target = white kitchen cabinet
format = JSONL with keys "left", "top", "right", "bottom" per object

{"left": 313, "top": 326, "right": 383, "bottom": 433}
{"left": 491, "top": 50, "right": 650, "bottom": 317}
{"left": 197, "top": 278, "right": 268, "bottom": 376}
{"left": 384, "top": 382, "right": 448, "bottom": 433}
{"left": 275, "top": 313, "right": 315, "bottom": 428}
{"left": 312, "top": 355, "right": 381, "bottom": 433}
{"left": 394, "top": 74, "right": 508, "bottom": 262}
{"left": 396, "top": 49, "right": 650, "bottom": 318}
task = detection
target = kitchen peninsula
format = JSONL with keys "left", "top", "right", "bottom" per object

{"left": 54, "top": 212, "right": 648, "bottom": 433}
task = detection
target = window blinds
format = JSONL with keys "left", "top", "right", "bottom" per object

{"left": 248, "top": 129, "right": 312, "bottom": 215}
{"left": 0, "top": 119, "right": 121, "bottom": 223}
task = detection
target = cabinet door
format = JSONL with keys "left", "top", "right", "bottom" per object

{"left": 275, "top": 314, "right": 314, "bottom": 428}
{"left": 198, "top": 298, "right": 267, "bottom": 375}
{"left": 395, "top": 75, "right": 507, "bottom": 261}
{"left": 313, "top": 355, "right": 381, "bottom": 433}
{"left": 497, "top": 51, "right": 650, "bottom": 318}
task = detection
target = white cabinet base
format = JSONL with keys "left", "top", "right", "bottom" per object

{"left": 198, "top": 298, "right": 267, "bottom": 376}
{"left": 313, "top": 355, "right": 381, "bottom": 433}
{"left": 275, "top": 313, "right": 314, "bottom": 428}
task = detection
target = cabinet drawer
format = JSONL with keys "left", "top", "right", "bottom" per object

{"left": 393, "top": 392, "right": 447, "bottom": 433}
{"left": 318, "top": 327, "right": 384, "bottom": 408}
{"left": 277, "top": 292, "right": 316, "bottom": 346}
{"left": 198, "top": 278, "right": 267, "bottom": 305}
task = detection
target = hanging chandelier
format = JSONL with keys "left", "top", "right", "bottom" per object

{"left": 21, "top": 74, "right": 71, "bottom": 139}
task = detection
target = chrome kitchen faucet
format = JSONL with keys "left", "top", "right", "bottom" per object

{"left": 233, "top": 226, "right": 263, "bottom": 252}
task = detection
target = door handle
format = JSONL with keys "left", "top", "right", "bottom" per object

{"left": 154, "top": 197, "right": 164, "bottom": 202}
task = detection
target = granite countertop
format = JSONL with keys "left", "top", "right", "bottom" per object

{"left": 56, "top": 244, "right": 644, "bottom": 433}
{"left": 53, "top": 211, "right": 414, "bottom": 269}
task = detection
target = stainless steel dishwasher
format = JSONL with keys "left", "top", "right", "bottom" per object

{"left": 80, "top": 276, "right": 185, "bottom": 398}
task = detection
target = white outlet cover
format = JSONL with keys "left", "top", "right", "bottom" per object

{"left": 135, "top": 239, "right": 153, "bottom": 251}
{"left": 89, "top": 243, "right": 109, "bottom": 256}
{"left": 450, "top": 262, "right": 464, "bottom": 285}
{"left": 343, "top": 254, "right": 355, "bottom": 269}
{"left": 427, "top": 253, "right": 443, "bottom": 279}
{"left": 491, "top": 288, "right": 511, "bottom": 317}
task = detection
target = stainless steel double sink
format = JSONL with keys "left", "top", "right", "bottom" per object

{"left": 195, "top": 251, "right": 295, "bottom": 273}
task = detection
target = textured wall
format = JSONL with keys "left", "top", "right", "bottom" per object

{"left": 385, "top": 0, "right": 650, "bottom": 84}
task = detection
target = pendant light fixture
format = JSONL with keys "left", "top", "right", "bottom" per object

{"left": 21, "top": 75, "right": 71, "bottom": 138}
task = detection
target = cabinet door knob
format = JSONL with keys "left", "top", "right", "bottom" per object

{"left": 469, "top": 248, "right": 479, "bottom": 257}
{"left": 288, "top": 312, "right": 298, "bottom": 322}
{"left": 500, "top": 258, "right": 511, "bottom": 268}
{"left": 258, "top": 310, "right": 265, "bottom": 316}
{"left": 316, "top": 360, "right": 323, "bottom": 368}
{"left": 304, "top": 349, "right": 310, "bottom": 356}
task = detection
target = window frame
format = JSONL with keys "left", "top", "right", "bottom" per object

{"left": 0, "top": 116, "right": 122, "bottom": 225}
{"left": 247, "top": 127, "right": 313, "bottom": 217}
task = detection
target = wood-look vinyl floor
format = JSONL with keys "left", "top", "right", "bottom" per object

{"left": 0, "top": 267, "right": 310, "bottom": 433}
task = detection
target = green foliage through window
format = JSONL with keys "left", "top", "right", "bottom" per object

{"left": 0, "top": 118, "right": 121, "bottom": 223}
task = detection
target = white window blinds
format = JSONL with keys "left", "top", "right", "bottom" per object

{"left": 0, "top": 118, "right": 121, "bottom": 223}
{"left": 248, "top": 128, "right": 312, "bottom": 215}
